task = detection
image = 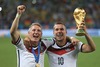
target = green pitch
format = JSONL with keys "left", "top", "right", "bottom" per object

{"left": 0, "top": 37, "right": 100, "bottom": 67}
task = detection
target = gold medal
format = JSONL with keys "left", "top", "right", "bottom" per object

{"left": 35, "top": 63, "right": 40, "bottom": 67}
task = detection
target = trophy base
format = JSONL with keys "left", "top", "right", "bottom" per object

{"left": 76, "top": 29, "right": 85, "bottom": 36}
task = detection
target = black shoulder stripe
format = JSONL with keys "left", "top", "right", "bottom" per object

{"left": 81, "top": 43, "right": 85, "bottom": 52}
{"left": 47, "top": 38, "right": 55, "bottom": 49}
{"left": 16, "top": 37, "right": 21, "bottom": 45}
{"left": 52, "top": 38, "right": 55, "bottom": 46}
{"left": 12, "top": 37, "right": 21, "bottom": 45}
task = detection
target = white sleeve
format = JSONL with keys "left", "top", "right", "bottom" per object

{"left": 76, "top": 41, "right": 84, "bottom": 52}
{"left": 12, "top": 37, "right": 27, "bottom": 50}
{"left": 16, "top": 39, "right": 27, "bottom": 50}
{"left": 42, "top": 38, "right": 54, "bottom": 48}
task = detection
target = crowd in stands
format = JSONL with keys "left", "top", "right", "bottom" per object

{"left": 0, "top": 0, "right": 100, "bottom": 29}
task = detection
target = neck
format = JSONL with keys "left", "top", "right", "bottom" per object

{"left": 30, "top": 41, "right": 39, "bottom": 47}
{"left": 56, "top": 38, "right": 67, "bottom": 47}
{"left": 32, "top": 44, "right": 38, "bottom": 48}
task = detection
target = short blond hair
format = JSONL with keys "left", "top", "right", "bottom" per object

{"left": 28, "top": 22, "right": 42, "bottom": 32}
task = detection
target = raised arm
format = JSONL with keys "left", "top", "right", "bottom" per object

{"left": 80, "top": 22, "right": 96, "bottom": 53}
{"left": 10, "top": 5, "right": 26, "bottom": 42}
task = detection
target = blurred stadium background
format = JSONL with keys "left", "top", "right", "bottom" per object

{"left": 0, "top": 0, "right": 100, "bottom": 67}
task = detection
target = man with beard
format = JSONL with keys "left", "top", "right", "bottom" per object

{"left": 46, "top": 22, "right": 96, "bottom": 67}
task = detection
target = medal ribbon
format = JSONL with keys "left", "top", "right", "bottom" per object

{"left": 32, "top": 42, "right": 41, "bottom": 63}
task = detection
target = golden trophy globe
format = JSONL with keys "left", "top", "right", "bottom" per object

{"left": 73, "top": 7, "right": 86, "bottom": 36}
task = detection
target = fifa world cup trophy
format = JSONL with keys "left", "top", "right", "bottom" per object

{"left": 73, "top": 7, "right": 86, "bottom": 36}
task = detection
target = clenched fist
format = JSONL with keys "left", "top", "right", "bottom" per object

{"left": 17, "top": 5, "right": 26, "bottom": 14}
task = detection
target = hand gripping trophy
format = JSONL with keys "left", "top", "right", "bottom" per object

{"left": 73, "top": 7, "right": 86, "bottom": 36}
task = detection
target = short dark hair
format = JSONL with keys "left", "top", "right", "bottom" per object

{"left": 53, "top": 22, "right": 66, "bottom": 29}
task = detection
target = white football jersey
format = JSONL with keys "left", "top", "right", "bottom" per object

{"left": 46, "top": 40, "right": 83, "bottom": 67}
{"left": 12, "top": 37, "right": 54, "bottom": 67}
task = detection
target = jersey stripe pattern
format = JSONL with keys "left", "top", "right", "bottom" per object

{"left": 47, "top": 39, "right": 83, "bottom": 67}
{"left": 12, "top": 37, "right": 54, "bottom": 67}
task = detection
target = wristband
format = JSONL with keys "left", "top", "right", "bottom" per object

{"left": 16, "top": 13, "right": 21, "bottom": 18}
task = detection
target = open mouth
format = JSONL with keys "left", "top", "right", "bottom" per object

{"left": 33, "top": 36, "right": 39, "bottom": 38}
{"left": 57, "top": 33, "right": 63, "bottom": 37}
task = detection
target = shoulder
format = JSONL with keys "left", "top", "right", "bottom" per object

{"left": 12, "top": 36, "right": 23, "bottom": 45}
{"left": 41, "top": 37, "right": 55, "bottom": 47}
{"left": 41, "top": 37, "right": 54, "bottom": 42}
